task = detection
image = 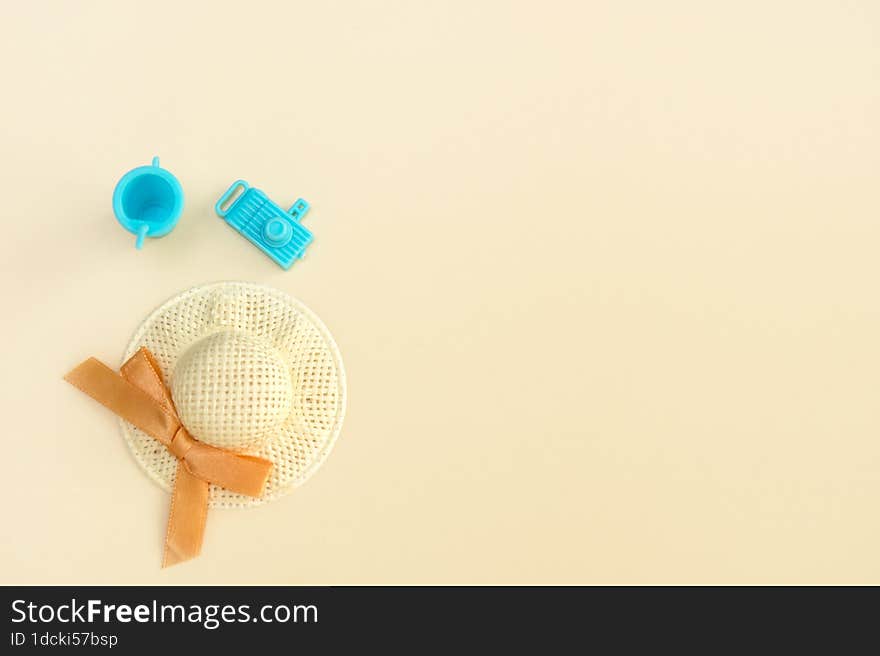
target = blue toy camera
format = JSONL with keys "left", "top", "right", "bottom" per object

{"left": 215, "top": 180, "right": 312, "bottom": 269}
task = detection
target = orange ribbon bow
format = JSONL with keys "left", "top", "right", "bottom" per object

{"left": 64, "top": 347, "right": 273, "bottom": 567}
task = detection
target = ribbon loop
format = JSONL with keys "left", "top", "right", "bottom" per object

{"left": 64, "top": 348, "right": 273, "bottom": 567}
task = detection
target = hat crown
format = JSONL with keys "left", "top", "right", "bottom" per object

{"left": 170, "top": 330, "right": 293, "bottom": 450}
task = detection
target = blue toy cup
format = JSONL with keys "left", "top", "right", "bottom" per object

{"left": 112, "top": 156, "right": 184, "bottom": 249}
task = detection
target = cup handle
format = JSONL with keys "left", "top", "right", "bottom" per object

{"left": 135, "top": 224, "right": 149, "bottom": 249}
{"left": 216, "top": 180, "right": 249, "bottom": 217}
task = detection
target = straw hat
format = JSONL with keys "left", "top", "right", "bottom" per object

{"left": 119, "top": 281, "right": 346, "bottom": 507}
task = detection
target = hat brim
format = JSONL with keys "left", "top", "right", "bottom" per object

{"left": 120, "top": 282, "right": 346, "bottom": 508}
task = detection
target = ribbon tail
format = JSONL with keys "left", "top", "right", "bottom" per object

{"left": 64, "top": 357, "right": 179, "bottom": 446}
{"left": 163, "top": 462, "right": 210, "bottom": 568}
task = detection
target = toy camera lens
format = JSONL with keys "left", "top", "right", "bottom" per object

{"left": 263, "top": 217, "right": 293, "bottom": 246}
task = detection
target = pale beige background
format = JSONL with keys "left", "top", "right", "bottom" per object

{"left": 0, "top": 0, "right": 878, "bottom": 584}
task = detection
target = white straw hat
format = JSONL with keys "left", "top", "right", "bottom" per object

{"left": 119, "top": 282, "right": 346, "bottom": 508}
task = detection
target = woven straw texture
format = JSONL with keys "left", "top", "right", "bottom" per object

{"left": 121, "top": 282, "right": 346, "bottom": 508}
